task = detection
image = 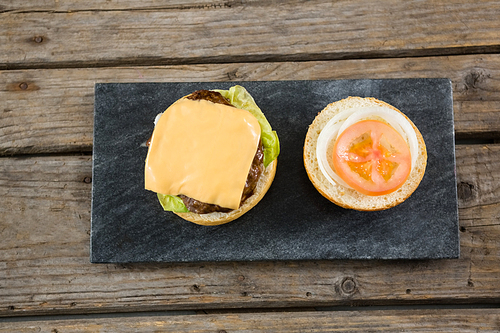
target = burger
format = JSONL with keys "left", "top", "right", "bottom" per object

{"left": 304, "top": 96, "right": 427, "bottom": 211}
{"left": 145, "top": 85, "right": 279, "bottom": 225}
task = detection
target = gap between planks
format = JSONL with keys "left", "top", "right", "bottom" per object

{"left": 1, "top": 303, "right": 500, "bottom": 323}
{"left": 1, "top": 307, "right": 500, "bottom": 332}
{"left": 3, "top": 46, "right": 500, "bottom": 71}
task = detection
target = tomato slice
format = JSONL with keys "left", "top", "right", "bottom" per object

{"left": 332, "top": 120, "right": 411, "bottom": 196}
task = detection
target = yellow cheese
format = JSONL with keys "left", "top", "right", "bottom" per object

{"left": 145, "top": 98, "right": 261, "bottom": 210}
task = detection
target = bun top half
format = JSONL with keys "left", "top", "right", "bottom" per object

{"left": 303, "top": 97, "right": 427, "bottom": 211}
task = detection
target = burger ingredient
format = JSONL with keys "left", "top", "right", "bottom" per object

{"left": 177, "top": 142, "right": 264, "bottom": 214}
{"left": 145, "top": 98, "right": 261, "bottom": 210}
{"left": 332, "top": 120, "right": 411, "bottom": 196}
{"left": 316, "top": 105, "right": 419, "bottom": 192}
{"left": 157, "top": 194, "right": 189, "bottom": 213}
{"left": 215, "top": 86, "right": 279, "bottom": 167}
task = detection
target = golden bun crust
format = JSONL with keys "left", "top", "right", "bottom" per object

{"left": 303, "top": 97, "right": 427, "bottom": 211}
{"left": 174, "top": 159, "right": 277, "bottom": 226}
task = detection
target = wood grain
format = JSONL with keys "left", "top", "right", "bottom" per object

{"left": 1, "top": 54, "right": 500, "bottom": 156}
{"left": 2, "top": 0, "right": 500, "bottom": 68}
{"left": 2, "top": 0, "right": 236, "bottom": 12}
{"left": 1, "top": 308, "right": 499, "bottom": 332}
{"left": 0, "top": 144, "right": 498, "bottom": 317}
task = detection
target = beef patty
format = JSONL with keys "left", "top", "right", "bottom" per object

{"left": 178, "top": 90, "right": 265, "bottom": 214}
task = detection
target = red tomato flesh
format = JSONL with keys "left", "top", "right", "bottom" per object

{"left": 332, "top": 120, "right": 411, "bottom": 196}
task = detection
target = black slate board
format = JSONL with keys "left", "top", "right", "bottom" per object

{"left": 91, "top": 79, "right": 459, "bottom": 263}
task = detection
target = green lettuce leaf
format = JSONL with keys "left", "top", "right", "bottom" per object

{"left": 214, "top": 85, "right": 280, "bottom": 167}
{"left": 156, "top": 85, "right": 279, "bottom": 212}
{"left": 157, "top": 193, "right": 189, "bottom": 213}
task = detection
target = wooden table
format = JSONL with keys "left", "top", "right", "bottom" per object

{"left": 1, "top": 1, "right": 500, "bottom": 331}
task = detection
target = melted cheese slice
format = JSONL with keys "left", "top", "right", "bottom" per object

{"left": 145, "top": 98, "right": 261, "bottom": 210}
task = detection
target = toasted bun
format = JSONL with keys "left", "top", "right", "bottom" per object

{"left": 304, "top": 97, "right": 427, "bottom": 211}
{"left": 174, "top": 159, "right": 277, "bottom": 226}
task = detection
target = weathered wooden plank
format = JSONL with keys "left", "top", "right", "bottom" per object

{"left": 0, "top": 144, "right": 498, "bottom": 317}
{"left": 1, "top": 308, "right": 499, "bottom": 332}
{"left": 1, "top": 54, "right": 500, "bottom": 156}
{"left": 2, "top": 0, "right": 500, "bottom": 68}
{"left": 1, "top": 0, "right": 231, "bottom": 12}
